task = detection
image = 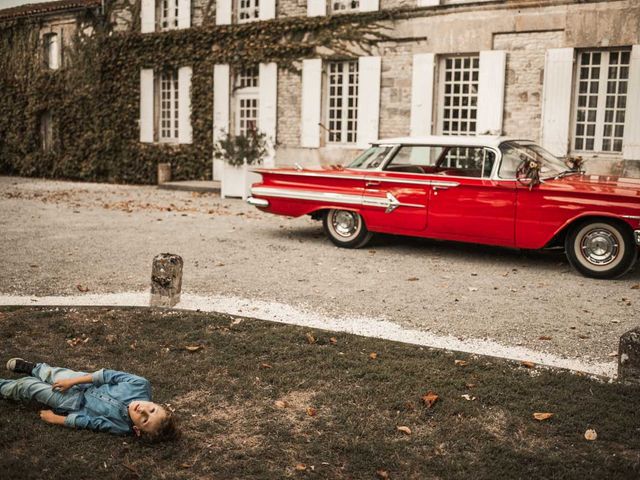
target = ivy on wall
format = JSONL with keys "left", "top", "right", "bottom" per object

{"left": 0, "top": 2, "right": 418, "bottom": 184}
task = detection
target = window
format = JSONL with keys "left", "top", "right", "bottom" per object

{"left": 40, "top": 111, "right": 53, "bottom": 152}
{"left": 331, "top": 0, "right": 359, "bottom": 13}
{"left": 236, "top": 66, "right": 259, "bottom": 135}
{"left": 159, "top": 69, "right": 179, "bottom": 142}
{"left": 384, "top": 145, "right": 495, "bottom": 178}
{"left": 327, "top": 60, "right": 358, "bottom": 144}
{"left": 43, "top": 33, "right": 59, "bottom": 70}
{"left": 573, "top": 49, "right": 630, "bottom": 153}
{"left": 439, "top": 55, "right": 479, "bottom": 136}
{"left": 238, "top": 0, "right": 259, "bottom": 22}
{"left": 159, "top": 0, "right": 179, "bottom": 30}
{"left": 347, "top": 146, "right": 393, "bottom": 169}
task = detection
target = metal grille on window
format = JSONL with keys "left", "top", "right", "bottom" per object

{"left": 160, "top": 0, "right": 179, "bottom": 30}
{"left": 160, "top": 70, "right": 179, "bottom": 141}
{"left": 327, "top": 61, "right": 358, "bottom": 144}
{"left": 574, "top": 49, "right": 630, "bottom": 153}
{"left": 441, "top": 56, "right": 479, "bottom": 166}
{"left": 236, "top": 67, "right": 259, "bottom": 136}
{"left": 238, "top": 0, "right": 260, "bottom": 22}
{"left": 331, "top": 0, "right": 359, "bottom": 13}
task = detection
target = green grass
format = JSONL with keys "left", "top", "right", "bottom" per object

{"left": 1, "top": 306, "right": 639, "bottom": 479}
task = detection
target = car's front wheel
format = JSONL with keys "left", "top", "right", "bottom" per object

{"left": 565, "top": 219, "right": 637, "bottom": 279}
{"left": 323, "top": 209, "right": 373, "bottom": 249}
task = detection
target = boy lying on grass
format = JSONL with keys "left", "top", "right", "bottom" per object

{"left": 0, "top": 358, "right": 179, "bottom": 442}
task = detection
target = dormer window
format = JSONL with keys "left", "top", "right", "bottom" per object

{"left": 330, "top": 0, "right": 359, "bottom": 13}
{"left": 159, "top": 0, "right": 179, "bottom": 30}
{"left": 43, "top": 33, "right": 60, "bottom": 70}
{"left": 237, "top": 0, "right": 260, "bottom": 23}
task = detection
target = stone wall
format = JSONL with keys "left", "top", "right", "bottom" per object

{"left": 379, "top": 43, "right": 413, "bottom": 139}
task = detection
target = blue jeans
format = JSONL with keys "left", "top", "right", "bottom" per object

{"left": 0, "top": 363, "right": 87, "bottom": 413}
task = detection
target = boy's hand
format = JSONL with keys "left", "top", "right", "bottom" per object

{"left": 40, "top": 410, "right": 66, "bottom": 425}
{"left": 52, "top": 378, "right": 76, "bottom": 392}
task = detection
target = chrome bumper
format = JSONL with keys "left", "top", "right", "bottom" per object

{"left": 635, "top": 230, "right": 640, "bottom": 246}
{"left": 247, "top": 197, "right": 269, "bottom": 208}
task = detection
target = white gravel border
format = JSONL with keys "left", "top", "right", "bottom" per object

{"left": 0, "top": 292, "right": 616, "bottom": 378}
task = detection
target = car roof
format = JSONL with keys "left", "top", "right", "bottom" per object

{"left": 372, "top": 135, "right": 527, "bottom": 149}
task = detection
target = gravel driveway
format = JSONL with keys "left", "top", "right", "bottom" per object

{"left": 1, "top": 176, "right": 638, "bottom": 368}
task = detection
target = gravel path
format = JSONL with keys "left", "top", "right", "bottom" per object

{"left": 1, "top": 176, "right": 638, "bottom": 368}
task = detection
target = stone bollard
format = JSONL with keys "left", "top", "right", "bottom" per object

{"left": 157, "top": 163, "right": 171, "bottom": 184}
{"left": 618, "top": 327, "right": 640, "bottom": 385}
{"left": 150, "top": 253, "right": 183, "bottom": 307}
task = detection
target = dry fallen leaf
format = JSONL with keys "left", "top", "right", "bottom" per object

{"left": 184, "top": 345, "right": 203, "bottom": 352}
{"left": 521, "top": 361, "right": 535, "bottom": 369}
{"left": 454, "top": 359, "right": 468, "bottom": 366}
{"left": 260, "top": 363, "right": 272, "bottom": 369}
{"left": 407, "top": 277, "right": 419, "bottom": 282}
{"left": 461, "top": 394, "right": 476, "bottom": 401}
{"left": 179, "top": 463, "right": 193, "bottom": 469}
{"left": 294, "top": 464, "right": 306, "bottom": 471}
{"left": 306, "top": 407, "right": 317, "bottom": 417}
{"left": 465, "top": 383, "right": 477, "bottom": 389}
{"left": 274, "top": 400, "right": 288, "bottom": 409}
{"left": 369, "top": 352, "right": 378, "bottom": 360}
{"left": 396, "top": 425, "right": 412, "bottom": 435}
{"left": 468, "top": 287, "right": 478, "bottom": 292}
{"left": 584, "top": 429, "right": 597, "bottom": 441}
{"left": 538, "top": 336, "right": 552, "bottom": 341}
{"left": 376, "top": 469, "right": 390, "bottom": 479}
{"left": 329, "top": 337, "right": 338, "bottom": 345}
{"left": 76, "top": 284, "right": 89, "bottom": 292}
{"left": 533, "top": 412, "right": 554, "bottom": 421}
{"left": 305, "top": 333, "right": 316, "bottom": 344}
{"left": 422, "top": 391, "right": 439, "bottom": 408}
{"left": 631, "top": 284, "right": 639, "bottom": 290}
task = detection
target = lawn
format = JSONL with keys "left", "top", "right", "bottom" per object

{"left": 1, "top": 306, "right": 639, "bottom": 479}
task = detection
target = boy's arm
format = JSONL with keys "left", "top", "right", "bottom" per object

{"left": 52, "top": 374, "right": 93, "bottom": 392}
{"left": 91, "top": 369, "right": 149, "bottom": 388}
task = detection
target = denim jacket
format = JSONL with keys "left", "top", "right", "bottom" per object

{"left": 63, "top": 369, "right": 151, "bottom": 435}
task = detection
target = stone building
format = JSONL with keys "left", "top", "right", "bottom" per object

{"left": 2, "top": 0, "right": 639, "bottom": 179}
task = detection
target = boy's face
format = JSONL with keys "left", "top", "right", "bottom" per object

{"left": 128, "top": 400, "right": 167, "bottom": 436}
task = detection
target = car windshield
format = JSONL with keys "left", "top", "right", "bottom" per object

{"left": 498, "top": 141, "right": 569, "bottom": 179}
{"left": 347, "top": 146, "right": 394, "bottom": 169}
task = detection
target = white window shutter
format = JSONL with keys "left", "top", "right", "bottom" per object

{"left": 301, "top": 59, "right": 322, "bottom": 148}
{"left": 357, "top": 56, "right": 381, "bottom": 149}
{"left": 259, "top": 0, "right": 276, "bottom": 20}
{"left": 410, "top": 53, "right": 434, "bottom": 137}
{"left": 307, "top": 0, "right": 325, "bottom": 17}
{"left": 259, "top": 63, "right": 278, "bottom": 167}
{"left": 417, "top": 0, "right": 439, "bottom": 6}
{"left": 178, "top": 66, "right": 193, "bottom": 144}
{"left": 359, "top": 0, "right": 379, "bottom": 12}
{"left": 540, "top": 48, "right": 574, "bottom": 157}
{"left": 140, "top": 68, "right": 154, "bottom": 143}
{"left": 213, "top": 64, "right": 230, "bottom": 180}
{"left": 216, "top": 0, "right": 232, "bottom": 25}
{"left": 141, "top": 0, "right": 155, "bottom": 33}
{"left": 49, "top": 34, "right": 60, "bottom": 70}
{"left": 477, "top": 50, "right": 506, "bottom": 135}
{"left": 178, "top": 0, "right": 191, "bottom": 29}
{"left": 623, "top": 45, "right": 640, "bottom": 160}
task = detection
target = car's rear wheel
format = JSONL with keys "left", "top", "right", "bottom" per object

{"left": 565, "top": 219, "right": 637, "bottom": 279}
{"left": 323, "top": 209, "right": 373, "bottom": 249}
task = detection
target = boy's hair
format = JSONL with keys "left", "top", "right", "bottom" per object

{"left": 144, "top": 410, "right": 180, "bottom": 443}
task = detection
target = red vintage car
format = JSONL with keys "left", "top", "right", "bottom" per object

{"left": 248, "top": 136, "right": 640, "bottom": 279}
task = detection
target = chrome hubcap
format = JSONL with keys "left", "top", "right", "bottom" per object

{"left": 580, "top": 229, "right": 619, "bottom": 266}
{"left": 332, "top": 211, "right": 359, "bottom": 238}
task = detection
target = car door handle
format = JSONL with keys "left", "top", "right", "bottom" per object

{"left": 366, "top": 180, "right": 381, "bottom": 187}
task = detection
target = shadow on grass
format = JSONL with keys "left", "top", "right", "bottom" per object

{"left": 1, "top": 306, "right": 639, "bottom": 479}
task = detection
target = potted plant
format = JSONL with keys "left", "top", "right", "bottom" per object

{"left": 214, "top": 129, "right": 269, "bottom": 200}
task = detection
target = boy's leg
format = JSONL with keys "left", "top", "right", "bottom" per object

{"left": 31, "top": 363, "right": 90, "bottom": 385}
{"left": 0, "top": 377, "right": 81, "bottom": 412}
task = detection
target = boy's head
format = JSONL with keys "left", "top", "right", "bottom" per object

{"left": 128, "top": 401, "right": 179, "bottom": 442}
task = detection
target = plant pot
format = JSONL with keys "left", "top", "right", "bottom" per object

{"left": 221, "top": 161, "right": 261, "bottom": 200}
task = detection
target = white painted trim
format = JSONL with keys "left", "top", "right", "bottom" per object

{"left": 359, "top": 0, "right": 379, "bottom": 12}
{"left": 540, "top": 48, "right": 574, "bottom": 157}
{"left": 213, "top": 64, "right": 231, "bottom": 180}
{"left": 307, "top": 0, "right": 326, "bottom": 17}
{"left": 141, "top": 0, "right": 155, "bottom": 33}
{"left": 178, "top": 0, "right": 191, "bottom": 29}
{"left": 259, "top": 63, "right": 278, "bottom": 167}
{"left": 178, "top": 66, "right": 193, "bottom": 144}
{"left": 410, "top": 53, "right": 435, "bottom": 137}
{"left": 623, "top": 45, "right": 640, "bottom": 160}
{"left": 417, "top": 0, "right": 439, "bottom": 5}
{"left": 259, "top": 0, "right": 276, "bottom": 20}
{"left": 301, "top": 59, "right": 322, "bottom": 148}
{"left": 140, "top": 68, "right": 154, "bottom": 143}
{"left": 216, "top": 0, "right": 232, "bottom": 25}
{"left": 357, "top": 56, "right": 381, "bottom": 149}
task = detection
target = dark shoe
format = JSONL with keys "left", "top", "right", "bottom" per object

{"left": 6, "top": 358, "right": 35, "bottom": 375}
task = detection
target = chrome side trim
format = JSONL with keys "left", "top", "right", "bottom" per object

{"left": 250, "top": 186, "right": 425, "bottom": 213}
{"left": 635, "top": 230, "right": 640, "bottom": 246}
{"left": 251, "top": 170, "right": 367, "bottom": 181}
{"left": 364, "top": 176, "right": 460, "bottom": 188}
{"left": 247, "top": 197, "right": 269, "bottom": 208}
{"left": 622, "top": 215, "right": 640, "bottom": 221}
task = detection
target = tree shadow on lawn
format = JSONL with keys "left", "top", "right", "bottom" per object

{"left": 1, "top": 306, "right": 639, "bottom": 480}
